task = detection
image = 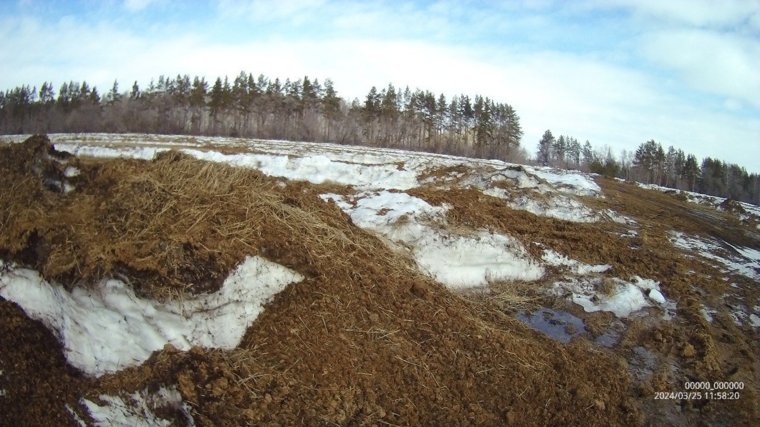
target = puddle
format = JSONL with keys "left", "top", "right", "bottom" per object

{"left": 595, "top": 331, "right": 619, "bottom": 347}
{"left": 517, "top": 308, "right": 587, "bottom": 344}
{"left": 629, "top": 346, "right": 658, "bottom": 382}
{"left": 517, "top": 308, "right": 626, "bottom": 348}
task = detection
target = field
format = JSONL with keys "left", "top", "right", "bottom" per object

{"left": 1, "top": 134, "right": 758, "bottom": 426}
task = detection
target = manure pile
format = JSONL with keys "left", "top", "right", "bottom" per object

{"left": 1, "top": 134, "right": 758, "bottom": 425}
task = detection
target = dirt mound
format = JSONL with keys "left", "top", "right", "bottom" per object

{"left": 4, "top": 135, "right": 760, "bottom": 425}
{"left": 1, "top": 137, "right": 372, "bottom": 298}
{"left": 719, "top": 198, "right": 747, "bottom": 215}
{"left": 0, "top": 135, "right": 650, "bottom": 425}
{"left": 1, "top": 134, "right": 79, "bottom": 193}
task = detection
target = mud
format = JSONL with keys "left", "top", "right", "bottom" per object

{"left": 517, "top": 308, "right": 587, "bottom": 344}
{"left": 408, "top": 172, "right": 759, "bottom": 424}
{"left": 0, "top": 135, "right": 758, "bottom": 425}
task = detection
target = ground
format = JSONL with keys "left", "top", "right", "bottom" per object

{"left": 0, "top": 134, "right": 758, "bottom": 426}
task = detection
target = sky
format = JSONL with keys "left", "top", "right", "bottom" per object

{"left": 1, "top": 0, "right": 758, "bottom": 171}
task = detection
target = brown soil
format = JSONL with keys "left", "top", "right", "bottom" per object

{"left": 0, "top": 299, "right": 90, "bottom": 426}
{"left": 0, "top": 135, "right": 758, "bottom": 425}
{"left": 409, "top": 174, "right": 760, "bottom": 425}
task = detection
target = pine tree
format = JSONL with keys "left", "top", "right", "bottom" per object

{"left": 190, "top": 77, "right": 207, "bottom": 107}
{"left": 39, "top": 82, "right": 55, "bottom": 104}
{"left": 107, "top": 80, "right": 121, "bottom": 104}
{"left": 683, "top": 154, "right": 699, "bottom": 191}
{"left": 582, "top": 140, "right": 594, "bottom": 167}
{"left": 567, "top": 138, "right": 581, "bottom": 168}
{"left": 363, "top": 86, "right": 380, "bottom": 116}
{"left": 89, "top": 87, "right": 100, "bottom": 104}
{"left": 130, "top": 81, "right": 141, "bottom": 100}
{"left": 209, "top": 77, "right": 224, "bottom": 115}
{"left": 537, "top": 129, "right": 554, "bottom": 166}
{"left": 321, "top": 79, "right": 340, "bottom": 119}
{"left": 552, "top": 135, "right": 567, "bottom": 166}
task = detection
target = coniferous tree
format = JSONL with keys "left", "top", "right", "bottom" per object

{"left": 130, "top": 81, "right": 141, "bottom": 100}
{"left": 39, "top": 82, "right": 55, "bottom": 105}
{"left": 107, "top": 80, "right": 121, "bottom": 104}
{"left": 537, "top": 130, "right": 554, "bottom": 166}
{"left": 4, "top": 72, "right": 759, "bottom": 205}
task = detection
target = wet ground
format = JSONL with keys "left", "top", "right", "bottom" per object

{"left": 0, "top": 134, "right": 758, "bottom": 425}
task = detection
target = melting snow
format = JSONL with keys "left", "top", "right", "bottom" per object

{"left": 528, "top": 167, "right": 601, "bottom": 197}
{"left": 54, "top": 143, "right": 167, "bottom": 161}
{"left": 558, "top": 276, "right": 674, "bottom": 318}
{"left": 749, "top": 314, "right": 760, "bottom": 327}
{"left": 0, "top": 257, "right": 302, "bottom": 376}
{"left": 670, "top": 231, "right": 760, "bottom": 280}
{"left": 10, "top": 133, "right": 639, "bottom": 225}
{"left": 322, "top": 191, "right": 544, "bottom": 288}
{"left": 184, "top": 149, "right": 419, "bottom": 190}
{"left": 82, "top": 385, "right": 194, "bottom": 427}
{"left": 487, "top": 190, "right": 600, "bottom": 223}
{"left": 413, "top": 231, "right": 545, "bottom": 287}
{"left": 542, "top": 249, "right": 611, "bottom": 275}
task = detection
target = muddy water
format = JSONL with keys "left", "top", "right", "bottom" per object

{"left": 517, "top": 308, "right": 588, "bottom": 343}
{"left": 517, "top": 308, "right": 626, "bottom": 348}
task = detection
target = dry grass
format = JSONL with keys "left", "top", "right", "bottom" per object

{"left": 0, "top": 138, "right": 415, "bottom": 299}
{"left": 8, "top": 136, "right": 757, "bottom": 425}
{"left": 477, "top": 280, "right": 541, "bottom": 312}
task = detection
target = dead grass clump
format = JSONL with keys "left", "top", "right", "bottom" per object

{"left": 416, "top": 164, "right": 469, "bottom": 183}
{"left": 598, "top": 277, "right": 617, "bottom": 296}
{"left": 480, "top": 281, "right": 540, "bottom": 313}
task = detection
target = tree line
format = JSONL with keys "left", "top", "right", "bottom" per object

{"left": 2, "top": 74, "right": 757, "bottom": 205}
{"left": 536, "top": 129, "right": 760, "bottom": 205}
{"left": 0, "top": 72, "right": 524, "bottom": 161}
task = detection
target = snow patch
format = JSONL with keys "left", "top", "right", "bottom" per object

{"left": 183, "top": 149, "right": 419, "bottom": 190}
{"left": 508, "top": 193, "right": 599, "bottom": 223}
{"left": 527, "top": 167, "right": 601, "bottom": 197}
{"left": 541, "top": 249, "right": 611, "bottom": 275}
{"left": 64, "top": 166, "right": 81, "bottom": 177}
{"left": 0, "top": 257, "right": 302, "bottom": 376}
{"left": 647, "top": 289, "right": 666, "bottom": 304}
{"left": 413, "top": 231, "right": 545, "bottom": 288}
{"left": 66, "top": 404, "right": 88, "bottom": 427}
{"left": 483, "top": 188, "right": 599, "bottom": 223}
{"left": 748, "top": 314, "right": 760, "bottom": 327}
{"left": 572, "top": 281, "right": 648, "bottom": 318}
{"left": 83, "top": 385, "right": 194, "bottom": 427}
{"left": 558, "top": 276, "right": 673, "bottom": 318}
{"left": 603, "top": 209, "right": 638, "bottom": 226}
{"left": 322, "top": 192, "right": 543, "bottom": 288}
{"left": 670, "top": 231, "right": 760, "bottom": 280}
{"left": 54, "top": 143, "right": 166, "bottom": 160}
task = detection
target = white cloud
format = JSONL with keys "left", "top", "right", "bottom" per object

{"left": 639, "top": 29, "right": 760, "bottom": 109}
{"left": 582, "top": 0, "right": 760, "bottom": 111}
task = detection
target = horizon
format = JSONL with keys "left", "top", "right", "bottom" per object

{"left": 1, "top": 0, "right": 758, "bottom": 172}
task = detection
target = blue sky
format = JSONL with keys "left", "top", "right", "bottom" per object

{"left": 1, "top": 0, "right": 759, "bottom": 171}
